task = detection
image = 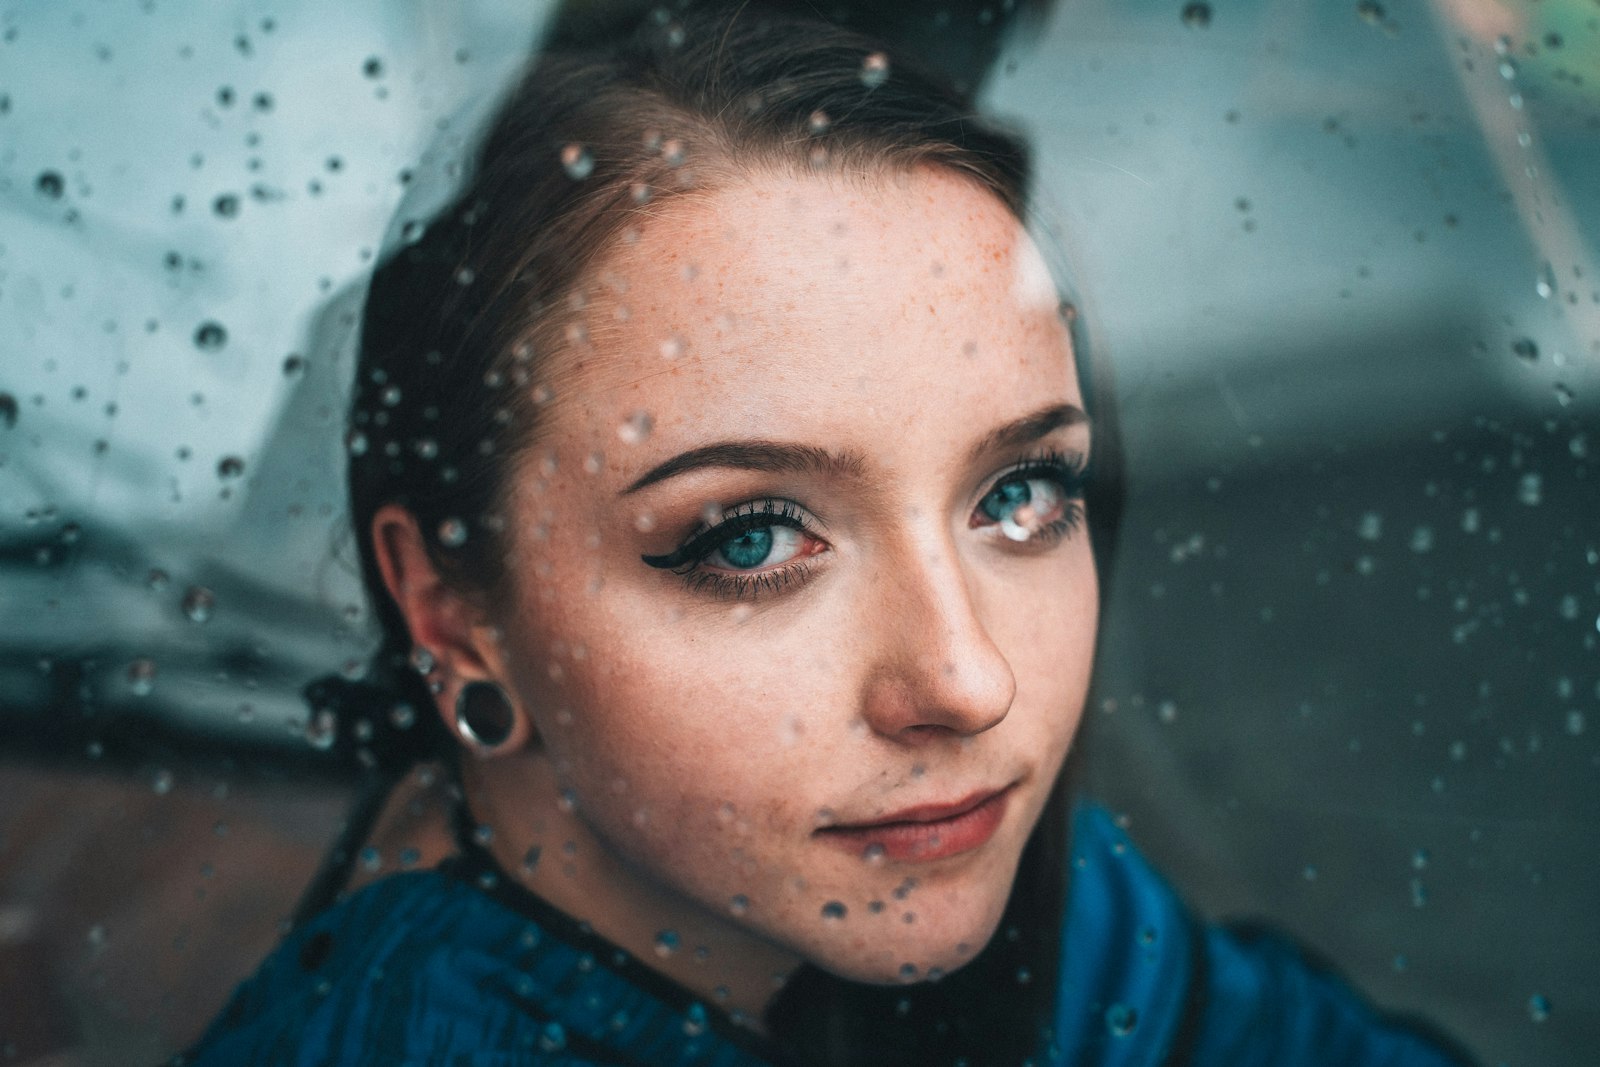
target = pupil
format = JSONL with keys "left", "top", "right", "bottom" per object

{"left": 982, "top": 479, "right": 1032, "bottom": 522}
{"left": 720, "top": 527, "right": 773, "bottom": 569}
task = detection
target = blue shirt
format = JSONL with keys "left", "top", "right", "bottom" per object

{"left": 183, "top": 804, "right": 1470, "bottom": 1066}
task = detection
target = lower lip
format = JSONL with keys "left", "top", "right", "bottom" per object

{"left": 816, "top": 788, "right": 1011, "bottom": 863}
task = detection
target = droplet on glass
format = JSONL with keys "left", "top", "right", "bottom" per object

{"left": 1409, "top": 526, "right": 1435, "bottom": 554}
{"left": 1511, "top": 337, "right": 1538, "bottom": 362}
{"left": 821, "top": 901, "right": 848, "bottom": 921}
{"left": 127, "top": 658, "right": 156, "bottom": 696}
{"left": 36, "top": 170, "right": 65, "bottom": 199}
{"left": 860, "top": 52, "right": 890, "bottom": 89}
{"left": 362, "top": 56, "right": 385, "bottom": 79}
{"left": 282, "top": 354, "right": 307, "bottom": 376}
{"left": 151, "top": 768, "right": 174, "bottom": 795}
{"left": 561, "top": 143, "right": 594, "bottom": 180}
{"left": 618, "top": 410, "right": 654, "bottom": 445}
{"left": 182, "top": 585, "right": 215, "bottom": 623}
{"left": 1517, "top": 472, "right": 1542, "bottom": 507}
{"left": 346, "top": 431, "right": 369, "bottom": 457}
{"left": 438, "top": 517, "right": 468, "bottom": 548}
{"left": 808, "top": 109, "right": 831, "bottom": 134}
{"left": 1536, "top": 261, "right": 1556, "bottom": 299}
{"left": 194, "top": 321, "right": 227, "bottom": 351}
{"left": 217, "top": 456, "right": 245, "bottom": 479}
{"left": 213, "top": 193, "right": 240, "bottom": 218}
{"left": 1356, "top": 1, "right": 1385, "bottom": 25}
{"left": 409, "top": 646, "right": 436, "bottom": 674}
{"left": 1106, "top": 1002, "right": 1139, "bottom": 1036}
{"left": 0, "top": 392, "right": 17, "bottom": 429}
{"left": 654, "top": 930, "right": 680, "bottom": 957}
{"left": 1528, "top": 993, "right": 1551, "bottom": 1023}
{"left": 728, "top": 894, "right": 749, "bottom": 916}
{"left": 659, "top": 334, "right": 685, "bottom": 360}
{"left": 304, "top": 709, "right": 337, "bottom": 750}
{"left": 1180, "top": 3, "right": 1212, "bottom": 28}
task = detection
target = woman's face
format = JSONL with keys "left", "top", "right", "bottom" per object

{"left": 483, "top": 165, "right": 1097, "bottom": 991}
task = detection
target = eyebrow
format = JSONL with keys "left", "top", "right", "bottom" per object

{"left": 619, "top": 402, "right": 1088, "bottom": 496}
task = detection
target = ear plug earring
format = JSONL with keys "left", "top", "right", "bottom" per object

{"left": 455, "top": 680, "right": 515, "bottom": 750}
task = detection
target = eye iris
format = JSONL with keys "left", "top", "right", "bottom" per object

{"left": 982, "top": 479, "right": 1032, "bottom": 522}
{"left": 717, "top": 527, "right": 774, "bottom": 569}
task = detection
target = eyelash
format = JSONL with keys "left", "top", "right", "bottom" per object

{"left": 640, "top": 450, "right": 1089, "bottom": 601}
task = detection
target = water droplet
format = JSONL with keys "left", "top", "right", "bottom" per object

{"left": 194, "top": 321, "right": 227, "bottom": 351}
{"left": 181, "top": 585, "right": 215, "bottom": 622}
{"left": 127, "top": 658, "right": 156, "bottom": 696}
{"left": 1412, "top": 848, "right": 1430, "bottom": 870}
{"left": 362, "top": 56, "right": 385, "bottom": 79}
{"left": 437, "top": 517, "right": 468, "bottom": 548}
{"left": 1356, "top": 1, "right": 1385, "bottom": 25}
{"left": 1106, "top": 1002, "right": 1139, "bottom": 1036}
{"left": 1566, "top": 711, "right": 1586, "bottom": 737}
{"left": 860, "top": 52, "right": 890, "bottom": 89}
{"left": 282, "top": 354, "right": 307, "bottom": 377}
{"left": 654, "top": 930, "right": 680, "bottom": 957}
{"left": 808, "top": 109, "right": 831, "bottom": 134}
{"left": 146, "top": 568, "right": 170, "bottom": 590}
{"left": 217, "top": 456, "right": 245, "bottom": 479}
{"left": 728, "top": 894, "right": 749, "bottom": 916}
{"left": 0, "top": 392, "right": 16, "bottom": 430}
{"left": 150, "top": 767, "right": 173, "bottom": 795}
{"left": 660, "top": 138, "right": 686, "bottom": 166}
{"left": 659, "top": 334, "right": 685, "bottom": 360}
{"left": 1517, "top": 472, "right": 1542, "bottom": 507}
{"left": 618, "top": 410, "right": 654, "bottom": 445}
{"left": 1499, "top": 58, "right": 1518, "bottom": 81}
{"left": 87, "top": 923, "right": 107, "bottom": 948}
{"left": 538, "top": 1022, "right": 567, "bottom": 1052}
{"left": 1409, "top": 526, "right": 1435, "bottom": 553}
{"left": 682, "top": 1002, "right": 707, "bottom": 1037}
{"left": 36, "top": 170, "right": 65, "bottom": 199}
{"left": 561, "top": 143, "right": 594, "bottom": 180}
{"left": 1511, "top": 337, "right": 1538, "bottom": 362}
{"left": 1157, "top": 700, "right": 1178, "bottom": 724}
{"left": 213, "top": 193, "right": 240, "bottom": 219}
{"left": 1553, "top": 383, "right": 1574, "bottom": 407}
{"left": 1181, "top": 3, "right": 1212, "bottom": 29}
{"left": 1528, "top": 993, "right": 1551, "bottom": 1023}
{"left": 1536, "top": 261, "right": 1556, "bottom": 299}
{"left": 862, "top": 843, "right": 886, "bottom": 865}
{"left": 381, "top": 384, "right": 402, "bottom": 407}
{"left": 303, "top": 709, "right": 337, "bottom": 750}
{"left": 821, "top": 901, "right": 848, "bottom": 920}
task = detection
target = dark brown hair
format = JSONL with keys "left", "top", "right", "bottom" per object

{"left": 335, "top": 5, "right": 1122, "bottom": 1063}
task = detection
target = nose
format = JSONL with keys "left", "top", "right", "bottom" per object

{"left": 858, "top": 539, "right": 1017, "bottom": 742}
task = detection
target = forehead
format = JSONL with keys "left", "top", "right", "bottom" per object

{"left": 544, "top": 165, "right": 1076, "bottom": 449}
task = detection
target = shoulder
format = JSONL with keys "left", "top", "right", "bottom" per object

{"left": 182, "top": 870, "right": 570, "bottom": 1066}
{"left": 183, "top": 867, "right": 779, "bottom": 1067}
{"left": 1051, "top": 803, "right": 1473, "bottom": 1067}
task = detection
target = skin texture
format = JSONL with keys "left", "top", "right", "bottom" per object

{"left": 374, "top": 165, "right": 1098, "bottom": 1027}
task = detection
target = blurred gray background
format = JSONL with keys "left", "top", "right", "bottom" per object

{"left": 0, "top": 1, "right": 1595, "bottom": 1064}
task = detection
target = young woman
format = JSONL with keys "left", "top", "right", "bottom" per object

{"left": 185, "top": 8, "right": 1472, "bottom": 1065}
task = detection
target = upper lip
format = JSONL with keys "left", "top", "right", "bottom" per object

{"left": 819, "top": 785, "right": 1012, "bottom": 831}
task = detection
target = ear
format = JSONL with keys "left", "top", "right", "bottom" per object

{"left": 370, "top": 503, "right": 538, "bottom": 756}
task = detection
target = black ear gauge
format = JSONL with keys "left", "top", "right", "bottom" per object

{"left": 455, "top": 680, "right": 516, "bottom": 750}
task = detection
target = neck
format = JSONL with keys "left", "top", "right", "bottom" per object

{"left": 462, "top": 751, "right": 803, "bottom": 1031}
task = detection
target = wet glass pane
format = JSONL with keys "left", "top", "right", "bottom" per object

{"left": 0, "top": 1, "right": 1593, "bottom": 1064}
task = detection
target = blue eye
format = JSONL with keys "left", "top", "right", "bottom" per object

{"left": 640, "top": 499, "right": 820, "bottom": 592}
{"left": 709, "top": 524, "right": 804, "bottom": 570}
{"left": 972, "top": 454, "right": 1086, "bottom": 543}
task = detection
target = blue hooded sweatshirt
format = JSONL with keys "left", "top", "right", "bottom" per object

{"left": 183, "top": 804, "right": 1470, "bottom": 1066}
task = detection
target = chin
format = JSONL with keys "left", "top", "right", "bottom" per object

{"left": 800, "top": 886, "right": 1012, "bottom": 986}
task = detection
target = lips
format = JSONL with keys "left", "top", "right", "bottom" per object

{"left": 814, "top": 785, "right": 1013, "bottom": 862}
